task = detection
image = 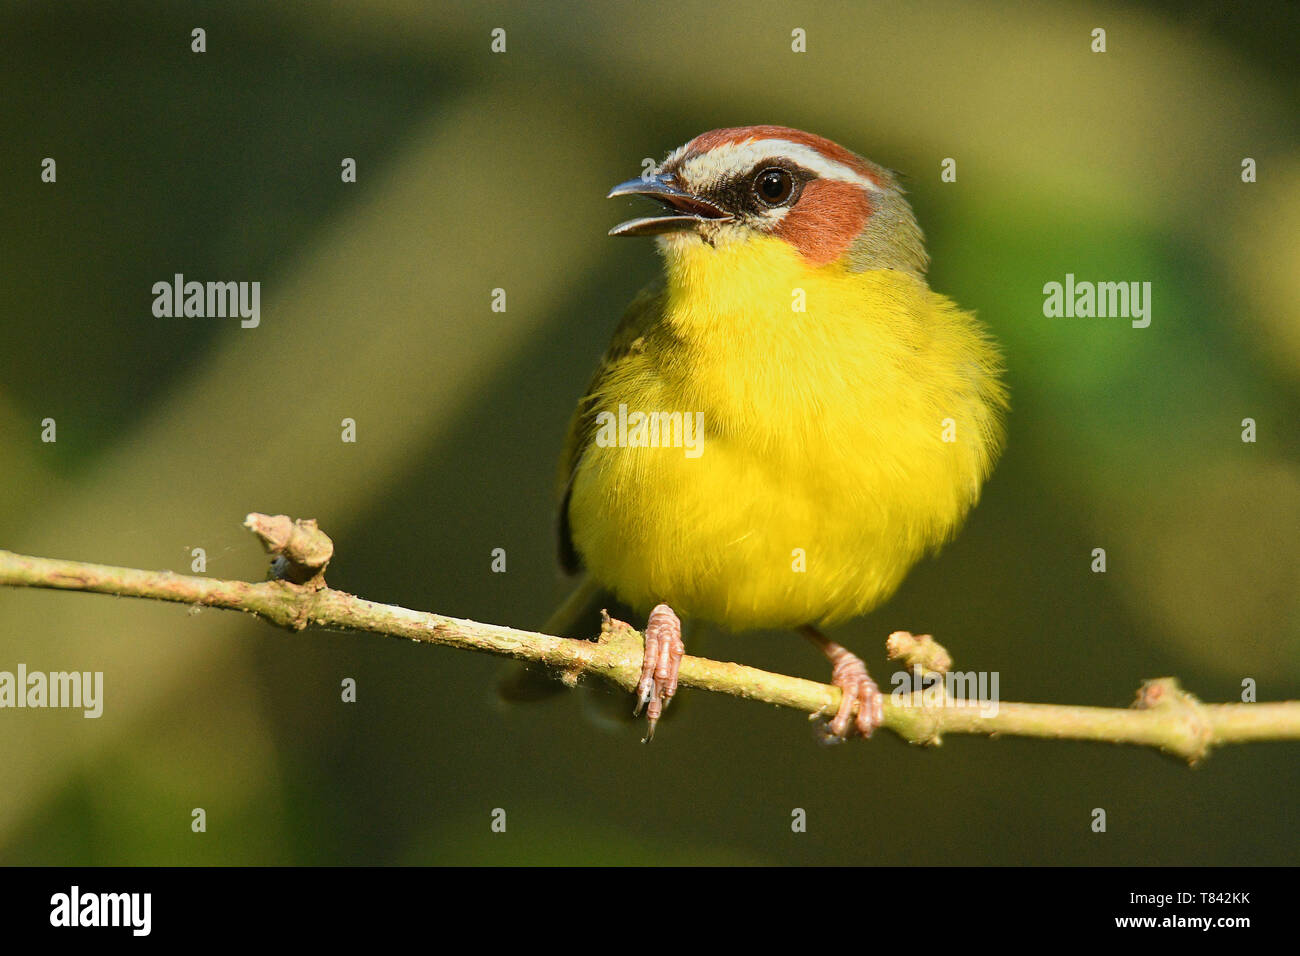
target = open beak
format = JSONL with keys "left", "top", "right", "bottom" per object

{"left": 607, "top": 174, "right": 732, "bottom": 237}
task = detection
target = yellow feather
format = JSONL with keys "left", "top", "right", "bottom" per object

{"left": 564, "top": 233, "right": 1007, "bottom": 631}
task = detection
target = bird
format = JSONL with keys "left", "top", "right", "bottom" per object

{"left": 554, "top": 125, "right": 1007, "bottom": 742}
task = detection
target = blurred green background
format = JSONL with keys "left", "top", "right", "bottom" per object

{"left": 1, "top": 0, "right": 1297, "bottom": 865}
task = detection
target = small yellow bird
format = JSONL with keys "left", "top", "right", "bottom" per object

{"left": 557, "top": 126, "right": 1007, "bottom": 741}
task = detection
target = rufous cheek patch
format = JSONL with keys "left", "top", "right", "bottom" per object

{"left": 774, "top": 179, "right": 872, "bottom": 267}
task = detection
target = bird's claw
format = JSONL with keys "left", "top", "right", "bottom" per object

{"left": 634, "top": 603, "right": 684, "bottom": 742}
{"left": 820, "top": 648, "right": 884, "bottom": 742}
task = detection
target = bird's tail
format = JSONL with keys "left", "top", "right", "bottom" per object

{"left": 496, "top": 574, "right": 609, "bottom": 703}
{"left": 540, "top": 573, "right": 607, "bottom": 640}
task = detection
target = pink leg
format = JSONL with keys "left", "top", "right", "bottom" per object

{"left": 633, "top": 604, "right": 685, "bottom": 742}
{"left": 801, "top": 626, "right": 884, "bottom": 739}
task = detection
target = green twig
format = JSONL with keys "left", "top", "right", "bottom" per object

{"left": 1, "top": 514, "right": 1297, "bottom": 765}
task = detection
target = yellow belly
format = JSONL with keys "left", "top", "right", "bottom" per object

{"left": 568, "top": 237, "right": 1005, "bottom": 631}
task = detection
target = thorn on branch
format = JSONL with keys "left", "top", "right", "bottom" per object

{"left": 886, "top": 630, "right": 953, "bottom": 676}
{"left": 598, "top": 608, "right": 637, "bottom": 645}
{"left": 1133, "top": 677, "right": 1214, "bottom": 764}
{"left": 244, "top": 513, "right": 333, "bottom": 589}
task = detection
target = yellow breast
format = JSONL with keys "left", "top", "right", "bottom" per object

{"left": 568, "top": 235, "right": 1006, "bottom": 630}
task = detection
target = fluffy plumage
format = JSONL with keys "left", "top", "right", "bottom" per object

{"left": 559, "top": 127, "right": 1006, "bottom": 632}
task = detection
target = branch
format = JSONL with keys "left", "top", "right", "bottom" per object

{"left": 2, "top": 514, "right": 1297, "bottom": 765}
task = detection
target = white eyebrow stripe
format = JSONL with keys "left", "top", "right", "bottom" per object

{"left": 672, "top": 138, "right": 882, "bottom": 192}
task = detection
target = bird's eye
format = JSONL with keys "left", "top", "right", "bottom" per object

{"left": 753, "top": 167, "right": 795, "bottom": 206}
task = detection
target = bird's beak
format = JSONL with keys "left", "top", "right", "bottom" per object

{"left": 607, "top": 174, "right": 733, "bottom": 237}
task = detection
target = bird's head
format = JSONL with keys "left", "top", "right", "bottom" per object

{"left": 608, "top": 125, "right": 928, "bottom": 274}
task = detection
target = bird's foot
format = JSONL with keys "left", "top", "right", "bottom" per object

{"left": 801, "top": 627, "right": 884, "bottom": 741}
{"left": 825, "top": 651, "right": 884, "bottom": 740}
{"left": 633, "top": 603, "right": 684, "bottom": 742}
